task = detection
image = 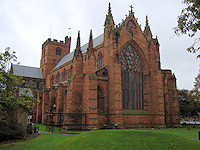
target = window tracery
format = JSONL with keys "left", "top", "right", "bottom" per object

{"left": 120, "top": 44, "right": 144, "bottom": 110}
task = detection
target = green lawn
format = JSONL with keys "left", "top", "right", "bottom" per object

{"left": 0, "top": 134, "right": 74, "bottom": 150}
{"left": 1, "top": 128, "right": 200, "bottom": 150}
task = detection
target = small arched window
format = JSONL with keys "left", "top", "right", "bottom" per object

{"left": 97, "top": 52, "right": 103, "bottom": 69}
{"left": 56, "top": 47, "right": 61, "bottom": 56}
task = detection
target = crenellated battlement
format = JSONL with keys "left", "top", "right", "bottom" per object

{"left": 42, "top": 36, "right": 71, "bottom": 49}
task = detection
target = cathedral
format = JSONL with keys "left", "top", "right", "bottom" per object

{"left": 12, "top": 3, "right": 180, "bottom": 129}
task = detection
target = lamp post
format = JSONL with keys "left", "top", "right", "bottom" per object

{"left": 53, "top": 104, "right": 56, "bottom": 113}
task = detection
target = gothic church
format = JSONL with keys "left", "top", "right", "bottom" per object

{"left": 12, "top": 4, "right": 180, "bottom": 129}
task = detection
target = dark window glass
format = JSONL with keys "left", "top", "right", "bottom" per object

{"left": 56, "top": 48, "right": 61, "bottom": 56}
{"left": 97, "top": 52, "right": 103, "bottom": 69}
{"left": 120, "top": 44, "right": 144, "bottom": 110}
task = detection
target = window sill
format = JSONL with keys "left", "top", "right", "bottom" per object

{"left": 122, "top": 110, "right": 148, "bottom": 115}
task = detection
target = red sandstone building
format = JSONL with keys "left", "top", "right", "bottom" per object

{"left": 13, "top": 4, "right": 180, "bottom": 129}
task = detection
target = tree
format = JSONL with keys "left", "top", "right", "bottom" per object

{"left": 174, "top": 0, "right": 200, "bottom": 57}
{"left": 178, "top": 89, "right": 192, "bottom": 117}
{"left": 0, "top": 47, "right": 36, "bottom": 141}
{"left": 178, "top": 74, "right": 200, "bottom": 118}
{"left": 188, "top": 74, "right": 200, "bottom": 116}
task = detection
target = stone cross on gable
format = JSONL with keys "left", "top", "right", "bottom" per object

{"left": 130, "top": 5, "right": 133, "bottom": 13}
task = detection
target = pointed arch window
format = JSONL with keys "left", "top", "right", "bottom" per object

{"left": 62, "top": 69, "right": 68, "bottom": 81}
{"left": 65, "top": 89, "right": 68, "bottom": 108}
{"left": 120, "top": 44, "right": 144, "bottom": 110}
{"left": 56, "top": 72, "right": 60, "bottom": 83}
{"left": 97, "top": 86, "right": 104, "bottom": 113}
{"left": 50, "top": 74, "right": 54, "bottom": 85}
{"left": 97, "top": 52, "right": 103, "bottom": 69}
{"left": 68, "top": 65, "right": 73, "bottom": 78}
{"left": 62, "top": 69, "right": 65, "bottom": 81}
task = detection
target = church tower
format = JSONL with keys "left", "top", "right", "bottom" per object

{"left": 40, "top": 36, "right": 71, "bottom": 78}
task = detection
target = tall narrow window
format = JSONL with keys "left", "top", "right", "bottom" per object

{"left": 56, "top": 48, "right": 61, "bottom": 56}
{"left": 97, "top": 52, "right": 103, "bottom": 69}
{"left": 65, "top": 69, "right": 68, "bottom": 80}
{"left": 97, "top": 86, "right": 104, "bottom": 113}
{"left": 68, "top": 65, "right": 73, "bottom": 78}
{"left": 50, "top": 74, "right": 54, "bottom": 85}
{"left": 120, "top": 44, "right": 144, "bottom": 110}
{"left": 65, "top": 89, "right": 67, "bottom": 108}
{"left": 56, "top": 72, "right": 60, "bottom": 83}
{"left": 62, "top": 69, "right": 65, "bottom": 81}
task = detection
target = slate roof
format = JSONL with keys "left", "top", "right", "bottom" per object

{"left": 12, "top": 64, "right": 43, "bottom": 79}
{"left": 52, "top": 33, "right": 104, "bottom": 71}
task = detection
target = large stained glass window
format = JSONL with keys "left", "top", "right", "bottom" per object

{"left": 120, "top": 44, "right": 144, "bottom": 110}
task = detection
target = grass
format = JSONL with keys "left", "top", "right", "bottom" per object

{"left": 0, "top": 128, "right": 200, "bottom": 150}
{"left": 33, "top": 123, "right": 46, "bottom": 131}
{"left": 61, "top": 129, "right": 200, "bottom": 150}
{"left": 0, "top": 134, "right": 74, "bottom": 150}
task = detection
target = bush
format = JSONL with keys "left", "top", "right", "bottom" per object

{"left": 0, "top": 120, "right": 27, "bottom": 141}
{"left": 26, "top": 123, "right": 33, "bottom": 135}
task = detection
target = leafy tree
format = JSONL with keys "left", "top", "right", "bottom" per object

{"left": 0, "top": 47, "right": 36, "bottom": 141}
{"left": 178, "top": 89, "right": 192, "bottom": 117}
{"left": 178, "top": 74, "right": 200, "bottom": 118}
{"left": 187, "top": 74, "right": 200, "bottom": 116}
{"left": 174, "top": 0, "right": 200, "bottom": 57}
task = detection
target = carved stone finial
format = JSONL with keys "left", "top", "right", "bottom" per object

{"left": 108, "top": 2, "right": 111, "bottom": 14}
{"left": 74, "top": 31, "right": 82, "bottom": 59}
{"left": 88, "top": 29, "right": 93, "bottom": 54}
{"left": 76, "top": 31, "right": 80, "bottom": 50}
{"left": 104, "top": 2, "right": 115, "bottom": 26}
{"left": 146, "top": 15, "right": 149, "bottom": 27}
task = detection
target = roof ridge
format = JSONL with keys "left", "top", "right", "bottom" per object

{"left": 12, "top": 64, "right": 41, "bottom": 69}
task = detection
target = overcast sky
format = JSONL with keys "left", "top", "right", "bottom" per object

{"left": 0, "top": 0, "right": 199, "bottom": 90}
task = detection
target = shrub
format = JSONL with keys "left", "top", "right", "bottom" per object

{"left": 0, "top": 120, "right": 27, "bottom": 141}
{"left": 26, "top": 123, "right": 33, "bottom": 135}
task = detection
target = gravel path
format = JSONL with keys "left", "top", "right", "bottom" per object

{"left": 39, "top": 131, "right": 79, "bottom": 136}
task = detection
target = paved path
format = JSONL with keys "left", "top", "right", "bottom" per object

{"left": 190, "top": 137, "right": 199, "bottom": 140}
{"left": 39, "top": 131, "right": 79, "bottom": 136}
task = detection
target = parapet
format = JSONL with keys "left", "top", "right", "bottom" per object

{"left": 42, "top": 36, "right": 71, "bottom": 49}
{"left": 161, "top": 69, "right": 172, "bottom": 74}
